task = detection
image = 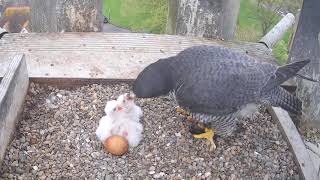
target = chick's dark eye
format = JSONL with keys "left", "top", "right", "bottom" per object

{"left": 113, "top": 108, "right": 116, "bottom": 111}
{"left": 123, "top": 100, "right": 125, "bottom": 103}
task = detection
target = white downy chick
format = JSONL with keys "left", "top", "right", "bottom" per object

{"left": 110, "top": 93, "right": 143, "bottom": 147}
{"left": 111, "top": 119, "right": 143, "bottom": 148}
{"left": 98, "top": 93, "right": 143, "bottom": 147}
{"left": 116, "top": 92, "right": 143, "bottom": 122}
{"left": 95, "top": 100, "right": 123, "bottom": 142}
{"left": 95, "top": 115, "right": 113, "bottom": 142}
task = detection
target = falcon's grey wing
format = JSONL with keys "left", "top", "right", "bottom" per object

{"left": 174, "top": 58, "right": 276, "bottom": 115}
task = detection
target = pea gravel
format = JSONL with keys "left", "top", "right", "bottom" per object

{"left": 0, "top": 83, "right": 299, "bottom": 179}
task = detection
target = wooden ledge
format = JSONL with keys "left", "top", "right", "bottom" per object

{"left": 0, "top": 32, "right": 277, "bottom": 83}
{"left": 0, "top": 54, "right": 29, "bottom": 164}
{"left": 268, "top": 107, "right": 319, "bottom": 180}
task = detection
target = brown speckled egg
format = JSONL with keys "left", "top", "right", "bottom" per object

{"left": 103, "top": 135, "right": 129, "bottom": 156}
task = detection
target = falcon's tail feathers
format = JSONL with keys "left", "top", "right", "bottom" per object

{"left": 267, "top": 87, "right": 302, "bottom": 115}
{"left": 264, "top": 60, "right": 311, "bottom": 91}
{"left": 296, "top": 73, "right": 319, "bottom": 82}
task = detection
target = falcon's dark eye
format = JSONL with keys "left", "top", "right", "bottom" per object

{"left": 123, "top": 99, "right": 125, "bottom": 103}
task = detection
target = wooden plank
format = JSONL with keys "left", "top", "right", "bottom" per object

{"left": 309, "top": 150, "right": 320, "bottom": 174}
{"left": 305, "top": 141, "right": 320, "bottom": 157}
{"left": 268, "top": 107, "right": 318, "bottom": 180}
{"left": 29, "top": 0, "right": 103, "bottom": 32}
{"left": 29, "top": 0, "right": 57, "bottom": 32}
{"left": 288, "top": 0, "right": 320, "bottom": 126}
{"left": 166, "top": 0, "right": 240, "bottom": 40}
{"left": 29, "top": 77, "right": 134, "bottom": 87}
{"left": 305, "top": 142, "right": 320, "bottom": 177}
{"left": 0, "top": 55, "right": 12, "bottom": 77}
{"left": 0, "top": 54, "right": 29, "bottom": 164}
{"left": 0, "top": 32, "right": 277, "bottom": 81}
{"left": 308, "top": 151, "right": 320, "bottom": 178}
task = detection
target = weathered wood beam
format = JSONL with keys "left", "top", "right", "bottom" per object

{"left": 0, "top": 33, "right": 278, "bottom": 83}
{"left": 0, "top": 54, "right": 29, "bottom": 164}
{"left": 304, "top": 141, "right": 320, "bottom": 174}
{"left": 166, "top": 0, "right": 240, "bottom": 40}
{"left": 288, "top": 0, "right": 320, "bottom": 127}
{"left": 268, "top": 107, "right": 319, "bottom": 180}
{"left": 29, "top": 0, "right": 103, "bottom": 32}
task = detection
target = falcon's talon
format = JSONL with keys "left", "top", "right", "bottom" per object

{"left": 195, "top": 122, "right": 205, "bottom": 129}
{"left": 193, "top": 128, "right": 216, "bottom": 151}
{"left": 176, "top": 107, "right": 189, "bottom": 116}
{"left": 186, "top": 116, "right": 193, "bottom": 122}
{"left": 189, "top": 123, "right": 205, "bottom": 134}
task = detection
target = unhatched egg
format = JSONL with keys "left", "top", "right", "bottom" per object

{"left": 103, "top": 135, "right": 129, "bottom": 156}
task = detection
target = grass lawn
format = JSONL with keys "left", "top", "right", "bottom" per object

{"left": 103, "top": 0, "right": 293, "bottom": 65}
{"left": 103, "top": 0, "right": 123, "bottom": 27}
{"left": 236, "top": 0, "right": 263, "bottom": 42}
{"left": 103, "top": 0, "right": 168, "bottom": 33}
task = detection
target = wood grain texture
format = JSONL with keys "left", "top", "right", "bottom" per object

{"left": 305, "top": 141, "right": 320, "bottom": 176}
{"left": 0, "top": 32, "right": 277, "bottom": 83}
{"left": 29, "top": 0, "right": 58, "bottom": 32}
{"left": 288, "top": 0, "right": 320, "bottom": 126}
{"left": 29, "top": 0, "right": 102, "bottom": 32}
{"left": 166, "top": 0, "right": 240, "bottom": 40}
{"left": 0, "top": 54, "right": 29, "bottom": 164}
{"left": 268, "top": 107, "right": 319, "bottom": 180}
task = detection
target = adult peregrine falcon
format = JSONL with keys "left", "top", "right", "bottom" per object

{"left": 132, "top": 45, "right": 309, "bottom": 151}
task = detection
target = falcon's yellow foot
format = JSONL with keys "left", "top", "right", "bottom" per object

{"left": 176, "top": 107, "right": 189, "bottom": 116}
{"left": 193, "top": 128, "right": 216, "bottom": 151}
{"left": 186, "top": 115, "right": 193, "bottom": 122}
{"left": 176, "top": 107, "right": 194, "bottom": 123}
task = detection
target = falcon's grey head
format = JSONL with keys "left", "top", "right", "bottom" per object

{"left": 133, "top": 59, "right": 175, "bottom": 98}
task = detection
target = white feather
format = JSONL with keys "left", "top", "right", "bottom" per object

{"left": 95, "top": 115, "right": 114, "bottom": 142}
{"left": 238, "top": 103, "right": 259, "bottom": 118}
{"left": 115, "top": 93, "right": 143, "bottom": 147}
{"left": 96, "top": 100, "right": 120, "bottom": 142}
{"left": 111, "top": 119, "right": 143, "bottom": 147}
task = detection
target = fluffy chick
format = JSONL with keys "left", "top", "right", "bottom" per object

{"left": 111, "top": 118, "right": 143, "bottom": 148}
{"left": 112, "top": 93, "right": 144, "bottom": 147}
{"left": 116, "top": 92, "right": 143, "bottom": 122}
{"left": 98, "top": 94, "right": 144, "bottom": 148}
{"left": 95, "top": 100, "right": 123, "bottom": 142}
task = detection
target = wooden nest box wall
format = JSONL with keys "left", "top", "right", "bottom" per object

{"left": 0, "top": 0, "right": 103, "bottom": 33}
{"left": 0, "top": 0, "right": 320, "bottom": 179}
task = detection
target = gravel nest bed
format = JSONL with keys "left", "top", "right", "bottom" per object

{"left": 298, "top": 123, "right": 320, "bottom": 145}
{"left": 0, "top": 83, "right": 299, "bottom": 179}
